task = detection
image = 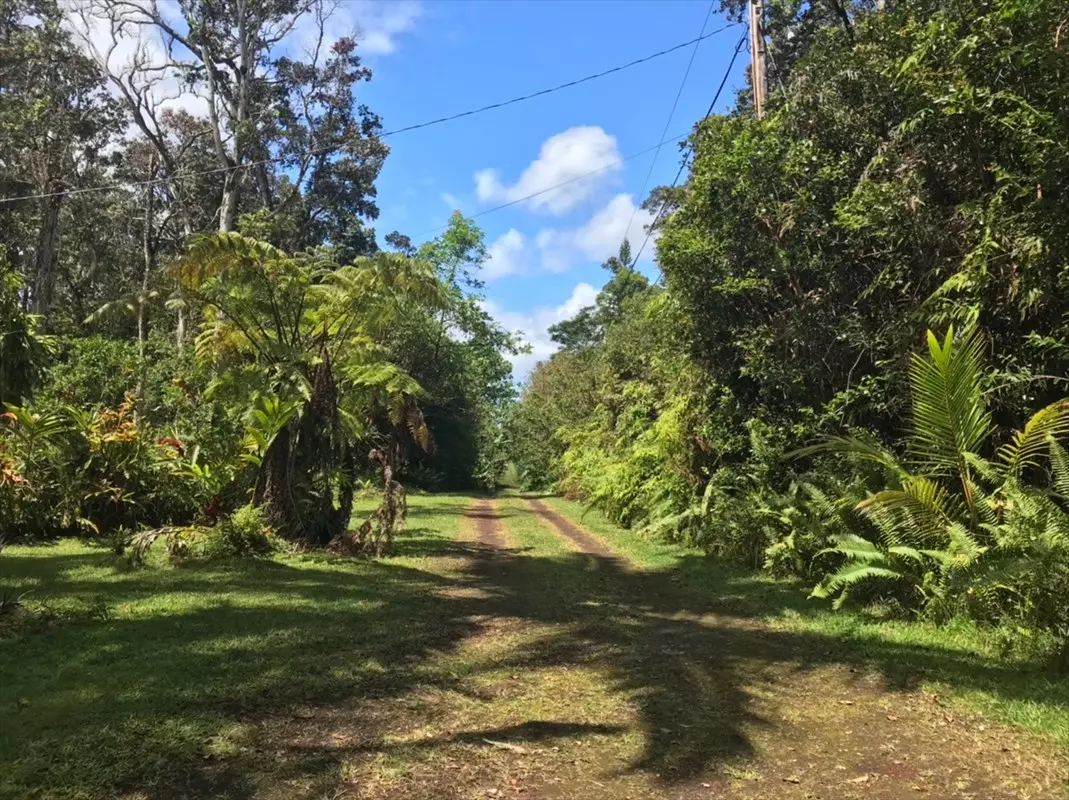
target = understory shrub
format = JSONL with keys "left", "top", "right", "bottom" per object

{"left": 198, "top": 505, "right": 278, "bottom": 559}
{"left": 0, "top": 396, "right": 203, "bottom": 538}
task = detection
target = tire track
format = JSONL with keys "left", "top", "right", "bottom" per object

{"left": 526, "top": 497, "right": 619, "bottom": 560}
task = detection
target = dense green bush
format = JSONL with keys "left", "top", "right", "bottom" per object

{"left": 0, "top": 396, "right": 201, "bottom": 538}
{"left": 198, "top": 504, "right": 278, "bottom": 559}
{"left": 800, "top": 328, "right": 1069, "bottom": 659}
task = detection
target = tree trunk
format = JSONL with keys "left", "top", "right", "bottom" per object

{"left": 219, "top": 175, "right": 239, "bottom": 233}
{"left": 30, "top": 194, "right": 62, "bottom": 318}
{"left": 256, "top": 426, "right": 301, "bottom": 540}
{"left": 137, "top": 159, "right": 157, "bottom": 400}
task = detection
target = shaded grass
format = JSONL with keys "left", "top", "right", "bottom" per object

{"left": 538, "top": 493, "right": 1069, "bottom": 749}
{"left": 0, "top": 494, "right": 477, "bottom": 800}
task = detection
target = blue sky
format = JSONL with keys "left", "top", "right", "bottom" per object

{"left": 357, "top": 0, "right": 748, "bottom": 376}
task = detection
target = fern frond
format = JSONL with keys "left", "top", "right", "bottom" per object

{"left": 819, "top": 532, "right": 885, "bottom": 562}
{"left": 1050, "top": 439, "right": 1069, "bottom": 499}
{"left": 998, "top": 400, "right": 1069, "bottom": 479}
{"left": 810, "top": 562, "right": 903, "bottom": 601}
{"left": 405, "top": 400, "right": 433, "bottom": 454}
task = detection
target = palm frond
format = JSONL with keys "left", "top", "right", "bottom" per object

{"left": 857, "top": 475, "right": 964, "bottom": 536}
{"left": 84, "top": 290, "right": 162, "bottom": 325}
{"left": 907, "top": 325, "right": 991, "bottom": 476}
{"left": 786, "top": 435, "right": 905, "bottom": 477}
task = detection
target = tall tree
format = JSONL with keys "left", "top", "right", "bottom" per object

{"left": 0, "top": 0, "right": 119, "bottom": 320}
{"left": 77, "top": 0, "right": 387, "bottom": 247}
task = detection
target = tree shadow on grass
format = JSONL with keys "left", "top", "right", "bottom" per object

{"left": 0, "top": 549, "right": 482, "bottom": 799}
{"left": 1, "top": 510, "right": 1065, "bottom": 799}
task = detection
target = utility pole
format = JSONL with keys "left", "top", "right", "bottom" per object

{"left": 748, "top": 0, "right": 767, "bottom": 119}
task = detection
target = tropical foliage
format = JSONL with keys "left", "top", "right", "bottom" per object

{"left": 508, "top": 0, "right": 1069, "bottom": 664}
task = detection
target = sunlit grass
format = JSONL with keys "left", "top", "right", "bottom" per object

{"left": 2, "top": 491, "right": 1065, "bottom": 800}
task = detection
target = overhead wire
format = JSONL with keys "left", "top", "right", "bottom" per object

{"left": 631, "top": 28, "right": 749, "bottom": 276}
{"left": 623, "top": 0, "right": 716, "bottom": 252}
{"left": 384, "top": 21, "right": 736, "bottom": 138}
{"left": 0, "top": 23, "right": 739, "bottom": 207}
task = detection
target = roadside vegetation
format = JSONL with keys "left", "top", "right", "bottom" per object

{"left": 508, "top": 0, "right": 1069, "bottom": 669}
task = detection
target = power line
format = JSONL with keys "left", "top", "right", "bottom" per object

{"left": 384, "top": 22, "right": 737, "bottom": 138}
{"left": 624, "top": 0, "right": 716, "bottom": 247}
{"left": 632, "top": 28, "right": 748, "bottom": 274}
{"left": 0, "top": 24, "right": 738, "bottom": 208}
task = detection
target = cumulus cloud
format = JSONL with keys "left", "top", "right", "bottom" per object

{"left": 483, "top": 283, "right": 599, "bottom": 378}
{"left": 65, "top": 0, "right": 419, "bottom": 126}
{"left": 474, "top": 126, "right": 622, "bottom": 215}
{"left": 536, "top": 193, "right": 657, "bottom": 273}
{"left": 484, "top": 228, "right": 529, "bottom": 282}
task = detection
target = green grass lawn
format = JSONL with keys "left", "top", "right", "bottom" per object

{"left": 0, "top": 493, "right": 477, "bottom": 800}
{"left": 1, "top": 491, "right": 1066, "bottom": 800}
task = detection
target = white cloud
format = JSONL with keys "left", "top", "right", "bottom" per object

{"left": 484, "top": 228, "right": 528, "bottom": 282}
{"left": 473, "top": 126, "right": 622, "bottom": 215}
{"left": 324, "top": 0, "right": 422, "bottom": 56}
{"left": 536, "top": 193, "right": 657, "bottom": 273}
{"left": 483, "top": 283, "right": 599, "bottom": 378}
{"left": 440, "top": 191, "right": 460, "bottom": 209}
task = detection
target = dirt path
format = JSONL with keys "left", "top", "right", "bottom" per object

{"left": 255, "top": 496, "right": 1067, "bottom": 800}
{"left": 455, "top": 497, "right": 1066, "bottom": 800}
{"left": 468, "top": 498, "right": 508, "bottom": 550}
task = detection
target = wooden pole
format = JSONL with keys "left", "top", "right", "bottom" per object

{"left": 748, "top": 0, "right": 767, "bottom": 119}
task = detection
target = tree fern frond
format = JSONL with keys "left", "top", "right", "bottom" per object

{"left": 405, "top": 399, "right": 434, "bottom": 454}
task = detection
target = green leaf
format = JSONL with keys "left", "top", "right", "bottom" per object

{"left": 907, "top": 326, "right": 991, "bottom": 477}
